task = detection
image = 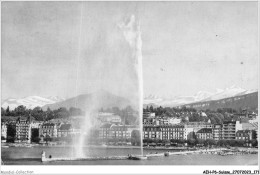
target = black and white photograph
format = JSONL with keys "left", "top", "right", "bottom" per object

{"left": 1, "top": 1, "right": 259, "bottom": 174}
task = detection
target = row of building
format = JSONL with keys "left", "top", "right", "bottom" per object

{"left": 1, "top": 117, "right": 81, "bottom": 143}
{"left": 1, "top": 115, "right": 140, "bottom": 143}
{"left": 98, "top": 123, "right": 139, "bottom": 140}
{"left": 1, "top": 112, "right": 258, "bottom": 145}
{"left": 143, "top": 112, "right": 258, "bottom": 143}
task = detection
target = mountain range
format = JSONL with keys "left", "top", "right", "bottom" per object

{"left": 1, "top": 96, "right": 65, "bottom": 110}
{"left": 144, "top": 85, "right": 258, "bottom": 108}
{"left": 1, "top": 86, "right": 258, "bottom": 111}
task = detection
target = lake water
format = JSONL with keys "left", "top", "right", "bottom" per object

{"left": 1, "top": 146, "right": 258, "bottom": 165}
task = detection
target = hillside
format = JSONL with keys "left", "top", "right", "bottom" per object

{"left": 42, "top": 90, "right": 135, "bottom": 111}
{"left": 182, "top": 92, "right": 258, "bottom": 111}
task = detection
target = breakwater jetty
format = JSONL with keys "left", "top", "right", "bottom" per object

{"left": 41, "top": 152, "right": 147, "bottom": 162}
{"left": 146, "top": 148, "right": 228, "bottom": 157}
{"left": 41, "top": 148, "right": 231, "bottom": 162}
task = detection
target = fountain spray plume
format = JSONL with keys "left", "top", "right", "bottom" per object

{"left": 118, "top": 15, "right": 143, "bottom": 156}
{"left": 75, "top": 104, "right": 99, "bottom": 158}
{"left": 73, "top": 2, "right": 100, "bottom": 158}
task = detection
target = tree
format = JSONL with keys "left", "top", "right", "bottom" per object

{"left": 181, "top": 106, "right": 187, "bottom": 112}
{"left": 217, "top": 140, "right": 230, "bottom": 147}
{"left": 177, "top": 139, "right": 185, "bottom": 144}
{"left": 217, "top": 108, "right": 223, "bottom": 113}
{"left": 44, "top": 135, "right": 52, "bottom": 143}
{"left": 209, "top": 117, "right": 217, "bottom": 124}
{"left": 249, "top": 139, "right": 258, "bottom": 147}
{"left": 187, "top": 139, "right": 196, "bottom": 146}
{"left": 196, "top": 138, "right": 205, "bottom": 145}
{"left": 165, "top": 107, "right": 174, "bottom": 117}
{"left": 189, "top": 113, "right": 201, "bottom": 122}
{"left": 227, "top": 140, "right": 236, "bottom": 147}
{"left": 145, "top": 106, "right": 150, "bottom": 112}
{"left": 1, "top": 107, "right": 6, "bottom": 116}
{"left": 145, "top": 138, "right": 153, "bottom": 143}
{"left": 6, "top": 106, "right": 10, "bottom": 116}
{"left": 163, "top": 139, "right": 170, "bottom": 145}
{"left": 31, "top": 106, "right": 45, "bottom": 121}
{"left": 14, "top": 105, "right": 27, "bottom": 116}
{"left": 149, "top": 106, "right": 154, "bottom": 112}
{"left": 69, "top": 107, "right": 82, "bottom": 116}
{"left": 55, "top": 107, "right": 70, "bottom": 119}
{"left": 205, "top": 139, "right": 216, "bottom": 146}
{"left": 235, "top": 140, "right": 245, "bottom": 147}
{"left": 181, "top": 117, "right": 188, "bottom": 123}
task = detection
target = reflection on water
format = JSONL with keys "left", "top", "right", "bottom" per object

{"left": 1, "top": 147, "right": 258, "bottom": 165}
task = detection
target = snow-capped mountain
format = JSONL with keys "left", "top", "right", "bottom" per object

{"left": 144, "top": 90, "right": 214, "bottom": 107}
{"left": 194, "top": 91, "right": 214, "bottom": 101}
{"left": 144, "top": 94, "right": 163, "bottom": 104}
{"left": 144, "top": 86, "right": 258, "bottom": 107}
{"left": 47, "top": 96, "right": 65, "bottom": 102}
{"left": 1, "top": 96, "right": 65, "bottom": 110}
{"left": 201, "top": 85, "right": 247, "bottom": 101}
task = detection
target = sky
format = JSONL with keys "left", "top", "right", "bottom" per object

{"left": 1, "top": 1, "right": 258, "bottom": 100}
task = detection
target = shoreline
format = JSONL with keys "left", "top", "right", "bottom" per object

{"left": 2, "top": 143, "right": 258, "bottom": 152}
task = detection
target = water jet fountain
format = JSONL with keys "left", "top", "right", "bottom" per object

{"left": 41, "top": 13, "right": 146, "bottom": 162}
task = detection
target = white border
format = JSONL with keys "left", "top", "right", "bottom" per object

{"left": 1, "top": 165, "right": 259, "bottom": 175}
{"left": 1, "top": 0, "right": 259, "bottom": 175}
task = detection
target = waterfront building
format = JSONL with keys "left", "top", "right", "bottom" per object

{"left": 161, "top": 124, "right": 184, "bottom": 140}
{"left": 143, "top": 124, "right": 190, "bottom": 140}
{"left": 242, "top": 122, "right": 258, "bottom": 140}
{"left": 99, "top": 123, "right": 112, "bottom": 140}
{"left": 183, "top": 122, "right": 212, "bottom": 140}
{"left": 70, "top": 128, "right": 81, "bottom": 136}
{"left": 236, "top": 130, "right": 256, "bottom": 146}
{"left": 99, "top": 124, "right": 138, "bottom": 140}
{"left": 39, "top": 123, "right": 58, "bottom": 138}
{"left": 222, "top": 121, "right": 242, "bottom": 140}
{"left": 1, "top": 123, "right": 7, "bottom": 141}
{"left": 57, "top": 123, "right": 73, "bottom": 137}
{"left": 236, "top": 130, "right": 256, "bottom": 141}
{"left": 111, "top": 125, "right": 137, "bottom": 139}
{"left": 196, "top": 128, "right": 213, "bottom": 140}
{"left": 143, "top": 125, "right": 161, "bottom": 139}
{"left": 183, "top": 127, "right": 195, "bottom": 140}
{"left": 15, "top": 117, "right": 32, "bottom": 143}
{"left": 212, "top": 124, "right": 223, "bottom": 141}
